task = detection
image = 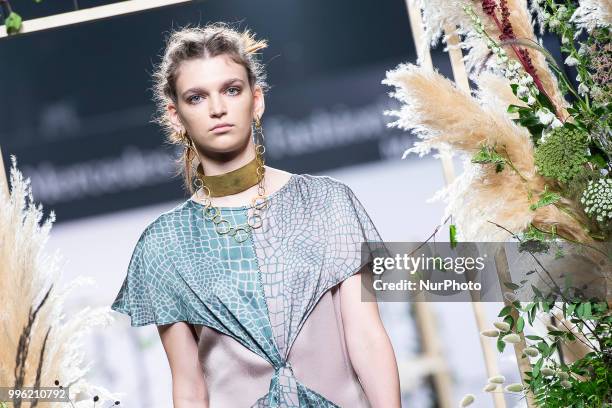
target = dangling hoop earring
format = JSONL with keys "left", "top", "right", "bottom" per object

{"left": 180, "top": 129, "right": 200, "bottom": 159}
{"left": 252, "top": 116, "right": 267, "bottom": 202}
{"left": 179, "top": 129, "right": 208, "bottom": 195}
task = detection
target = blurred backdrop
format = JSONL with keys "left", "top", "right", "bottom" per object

{"left": 0, "top": 1, "right": 568, "bottom": 407}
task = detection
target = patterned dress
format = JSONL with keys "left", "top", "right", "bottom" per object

{"left": 111, "top": 173, "right": 383, "bottom": 407}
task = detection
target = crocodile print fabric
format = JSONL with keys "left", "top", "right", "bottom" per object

{"left": 111, "top": 173, "right": 383, "bottom": 407}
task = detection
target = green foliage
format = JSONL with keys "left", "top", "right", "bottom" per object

{"left": 534, "top": 126, "right": 589, "bottom": 184}
{"left": 518, "top": 225, "right": 556, "bottom": 253}
{"left": 1, "top": 1, "right": 45, "bottom": 36}
{"left": 472, "top": 144, "right": 506, "bottom": 172}
{"left": 493, "top": 238, "right": 612, "bottom": 406}
{"left": 4, "top": 12, "right": 22, "bottom": 35}
{"left": 530, "top": 186, "right": 562, "bottom": 211}
{"left": 449, "top": 224, "right": 458, "bottom": 249}
{"left": 508, "top": 104, "right": 546, "bottom": 143}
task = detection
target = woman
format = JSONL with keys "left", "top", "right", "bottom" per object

{"left": 111, "top": 23, "right": 401, "bottom": 408}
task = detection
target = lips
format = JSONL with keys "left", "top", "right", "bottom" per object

{"left": 210, "top": 123, "right": 233, "bottom": 132}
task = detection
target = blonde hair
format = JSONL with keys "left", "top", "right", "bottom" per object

{"left": 151, "top": 22, "right": 269, "bottom": 194}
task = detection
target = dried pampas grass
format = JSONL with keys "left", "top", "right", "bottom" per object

{"left": 570, "top": 0, "right": 612, "bottom": 32}
{"left": 416, "top": 0, "right": 495, "bottom": 70}
{"left": 383, "top": 64, "right": 591, "bottom": 242}
{"left": 416, "top": 0, "right": 569, "bottom": 119}
{"left": 0, "top": 156, "right": 120, "bottom": 407}
{"left": 506, "top": 0, "right": 569, "bottom": 118}
{"left": 473, "top": 71, "right": 526, "bottom": 118}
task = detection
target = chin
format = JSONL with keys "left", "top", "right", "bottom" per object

{"left": 207, "top": 139, "right": 248, "bottom": 154}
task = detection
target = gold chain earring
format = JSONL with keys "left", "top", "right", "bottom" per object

{"left": 179, "top": 129, "right": 199, "bottom": 159}
{"left": 253, "top": 116, "right": 267, "bottom": 200}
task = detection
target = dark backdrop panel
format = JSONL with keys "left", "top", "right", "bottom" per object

{"left": 0, "top": 0, "right": 457, "bottom": 222}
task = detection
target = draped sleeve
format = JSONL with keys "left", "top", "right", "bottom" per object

{"left": 324, "top": 180, "right": 389, "bottom": 285}
{"left": 111, "top": 222, "right": 186, "bottom": 327}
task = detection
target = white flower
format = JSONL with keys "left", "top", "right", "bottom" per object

{"left": 549, "top": 18, "right": 560, "bottom": 28}
{"left": 578, "top": 83, "right": 589, "bottom": 95}
{"left": 562, "top": 35, "right": 569, "bottom": 44}
{"left": 460, "top": 394, "right": 475, "bottom": 407}
{"left": 565, "top": 56, "right": 579, "bottom": 66}
{"left": 497, "top": 54, "right": 509, "bottom": 64}
{"left": 519, "top": 75, "right": 534, "bottom": 85}
{"left": 551, "top": 118, "right": 563, "bottom": 128}
{"left": 517, "top": 85, "right": 530, "bottom": 98}
{"left": 508, "top": 60, "right": 522, "bottom": 72}
{"left": 527, "top": 95, "right": 536, "bottom": 105}
{"left": 536, "top": 109, "right": 555, "bottom": 125}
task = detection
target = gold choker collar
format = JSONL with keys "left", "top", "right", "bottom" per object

{"left": 197, "top": 158, "right": 262, "bottom": 197}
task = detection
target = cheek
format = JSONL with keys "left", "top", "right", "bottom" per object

{"left": 181, "top": 105, "right": 210, "bottom": 127}
{"left": 234, "top": 93, "right": 255, "bottom": 113}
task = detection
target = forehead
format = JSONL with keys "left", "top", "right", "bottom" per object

{"left": 175, "top": 54, "right": 249, "bottom": 92}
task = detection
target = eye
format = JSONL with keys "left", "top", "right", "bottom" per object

{"left": 187, "top": 94, "right": 204, "bottom": 104}
{"left": 226, "top": 86, "right": 241, "bottom": 96}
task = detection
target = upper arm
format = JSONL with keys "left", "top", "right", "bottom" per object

{"left": 339, "top": 267, "right": 387, "bottom": 343}
{"left": 158, "top": 322, "right": 207, "bottom": 404}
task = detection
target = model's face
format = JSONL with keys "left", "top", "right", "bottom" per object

{"left": 168, "top": 54, "right": 264, "bottom": 156}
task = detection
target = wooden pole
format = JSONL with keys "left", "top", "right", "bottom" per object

{"left": 444, "top": 22, "right": 539, "bottom": 407}
{"left": 495, "top": 246, "right": 537, "bottom": 407}
{"left": 444, "top": 17, "right": 538, "bottom": 408}
{"left": 404, "top": 2, "right": 510, "bottom": 407}
{"left": 403, "top": 3, "right": 454, "bottom": 408}
{"left": 0, "top": 0, "right": 193, "bottom": 38}
{"left": 443, "top": 22, "right": 508, "bottom": 408}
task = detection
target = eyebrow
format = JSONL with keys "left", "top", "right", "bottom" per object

{"left": 181, "top": 78, "right": 245, "bottom": 98}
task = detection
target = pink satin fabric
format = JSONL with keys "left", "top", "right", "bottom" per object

{"left": 195, "top": 285, "right": 371, "bottom": 407}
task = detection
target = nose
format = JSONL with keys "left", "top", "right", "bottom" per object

{"left": 208, "top": 94, "right": 226, "bottom": 118}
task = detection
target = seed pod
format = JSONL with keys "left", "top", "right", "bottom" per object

{"left": 481, "top": 329, "right": 500, "bottom": 337}
{"left": 494, "top": 322, "right": 511, "bottom": 331}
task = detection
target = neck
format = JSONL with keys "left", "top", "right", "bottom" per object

{"left": 198, "top": 139, "right": 256, "bottom": 176}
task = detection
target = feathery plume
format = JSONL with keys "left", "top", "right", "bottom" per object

{"left": 0, "top": 156, "right": 119, "bottom": 406}
{"left": 383, "top": 64, "right": 590, "bottom": 241}
{"left": 570, "top": 0, "right": 612, "bottom": 32}
{"left": 417, "top": 0, "right": 569, "bottom": 119}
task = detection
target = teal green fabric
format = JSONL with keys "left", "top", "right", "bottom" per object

{"left": 111, "top": 174, "right": 383, "bottom": 407}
